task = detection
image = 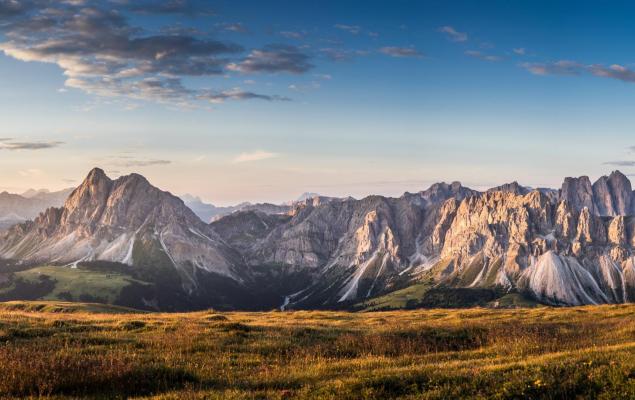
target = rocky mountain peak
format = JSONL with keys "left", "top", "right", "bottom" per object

{"left": 561, "top": 175, "right": 595, "bottom": 213}
{"left": 77, "top": 168, "right": 111, "bottom": 196}
{"left": 488, "top": 181, "right": 530, "bottom": 195}
{"left": 85, "top": 167, "right": 108, "bottom": 181}
{"left": 559, "top": 170, "right": 635, "bottom": 216}
{"left": 605, "top": 170, "right": 633, "bottom": 215}
{"left": 0, "top": 168, "right": 240, "bottom": 291}
{"left": 415, "top": 181, "right": 478, "bottom": 206}
{"left": 609, "top": 169, "right": 630, "bottom": 182}
{"left": 60, "top": 168, "right": 114, "bottom": 231}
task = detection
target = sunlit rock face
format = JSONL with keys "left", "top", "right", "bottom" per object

{"left": 229, "top": 172, "right": 635, "bottom": 307}
{"left": 419, "top": 185, "right": 635, "bottom": 306}
{"left": 3, "top": 169, "right": 635, "bottom": 308}
{"left": 0, "top": 168, "right": 242, "bottom": 290}
{"left": 561, "top": 171, "right": 635, "bottom": 216}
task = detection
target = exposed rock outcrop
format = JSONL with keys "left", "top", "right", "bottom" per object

{"left": 0, "top": 168, "right": 241, "bottom": 290}
{"left": 561, "top": 171, "right": 635, "bottom": 216}
{"left": 4, "top": 168, "right": 635, "bottom": 309}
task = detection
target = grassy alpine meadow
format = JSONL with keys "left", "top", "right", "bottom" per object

{"left": 0, "top": 302, "right": 635, "bottom": 399}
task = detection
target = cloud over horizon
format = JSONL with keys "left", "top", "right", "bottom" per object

{"left": 0, "top": 138, "right": 64, "bottom": 150}
{"left": 233, "top": 150, "right": 278, "bottom": 163}
{"left": 119, "top": 159, "right": 172, "bottom": 167}
{"left": 603, "top": 160, "right": 635, "bottom": 167}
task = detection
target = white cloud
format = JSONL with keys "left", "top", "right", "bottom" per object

{"left": 438, "top": 26, "right": 468, "bottom": 42}
{"left": 18, "top": 168, "right": 44, "bottom": 178}
{"left": 0, "top": 138, "right": 64, "bottom": 150}
{"left": 334, "top": 24, "right": 362, "bottom": 35}
{"left": 379, "top": 46, "right": 423, "bottom": 58}
{"left": 520, "top": 60, "right": 582, "bottom": 76}
{"left": 233, "top": 150, "right": 278, "bottom": 163}
{"left": 465, "top": 50, "right": 501, "bottom": 62}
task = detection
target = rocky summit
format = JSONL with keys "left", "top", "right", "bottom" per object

{"left": 2, "top": 168, "right": 635, "bottom": 311}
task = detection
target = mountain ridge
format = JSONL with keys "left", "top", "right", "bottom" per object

{"left": 2, "top": 168, "right": 635, "bottom": 310}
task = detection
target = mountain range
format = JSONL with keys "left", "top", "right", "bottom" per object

{"left": 181, "top": 192, "right": 334, "bottom": 222}
{"left": 1, "top": 168, "right": 635, "bottom": 311}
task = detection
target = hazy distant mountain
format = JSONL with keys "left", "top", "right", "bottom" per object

{"left": 180, "top": 194, "right": 234, "bottom": 222}
{"left": 0, "top": 213, "right": 25, "bottom": 231}
{"left": 295, "top": 192, "right": 320, "bottom": 202}
{"left": 3, "top": 168, "right": 635, "bottom": 311}
{"left": 181, "top": 194, "right": 293, "bottom": 222}
{"left": 487, "top": 181, "right": 531, "bottom": 195}
{"left": 21, "top": 188, "right": 50, "bottom": 198}
{"left": 0, "top": 187, "right": 72, "bottom": 230}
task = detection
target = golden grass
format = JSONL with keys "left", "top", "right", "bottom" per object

{"left": 0, "top": 302, "right": 634, "bottom": 398}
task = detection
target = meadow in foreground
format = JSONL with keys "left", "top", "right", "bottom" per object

{"left": 0, "top": 302, "right": 634, "bottom": 399}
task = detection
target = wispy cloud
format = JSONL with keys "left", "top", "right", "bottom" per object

{"left": 465, "top": 50, "right": 501, "bottom": 62}
{"left": 233, "top": 150, "right": 278, "bottom": 163}
{"left": 124, "top": 0, "right": 214, "bottom": 16}
{"left": 288, "top": 82, "right": 321, "bottom": 92}
{"left": 102, "top": 154, "right": 172, "bottom": 168}
{"left": 227, "top": 44, "right": 313, "bottom": 74}
{"left": 334, "top": 24, "right": 362, "bottom": 35}
{"left": 520, "top": 61, "right": 635, "bottom": 84}
{"left": 319, "top": 48, "right": 369, "bottom": 62}
{"left": 279, "top": 31, "right": 304, "bottom": 40}
{"left": 0, "top": 138, "right": 64, "bottom": 150}
{"left": 520, "top": 60, "right": 582, "bottom": 76}
{"left": 513, "top": 48, "right": 526, "bottom": 55}
{"left": 438, "top": 26, "right": 468, "bottom": 42}
{"left": 201, "top": 88, "right": 291, "bottom": 103}
{"left": 120, "top": 159, "right": 172, "bottom": 167}
{"left": 18, "top": 168, "right": 44, "bottom": 177}
{"left": 220, "top": 22, "right": 248, "bottom": 33}
{"left": 379, "top": 46, "right": 423, "bottom": 58}
{"left": 604, "top": 161, "right": 635, "bottom": 167}
{"left": 588, "top": 64, "right": 635, "bottom": 83}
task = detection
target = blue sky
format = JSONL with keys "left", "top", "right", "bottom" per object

{"left": 1, "top": 0, "right": 635, "bottom": 204}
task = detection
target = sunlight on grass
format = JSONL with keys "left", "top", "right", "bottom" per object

{"left": 0, "top": 302, "right": 634, "bottom": 398}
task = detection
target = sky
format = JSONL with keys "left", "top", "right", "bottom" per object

{"left": 2, "top": 0, "right": 635, "bottom": 205}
